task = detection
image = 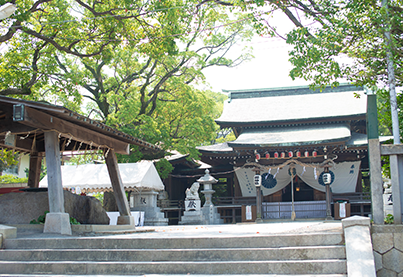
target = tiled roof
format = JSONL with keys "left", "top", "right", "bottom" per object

{"left": 216, "top": 84, "right": 366, "bottom": 127}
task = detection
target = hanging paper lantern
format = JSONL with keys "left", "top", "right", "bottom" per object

{"left": 304, "top": 150, "right": 309, "bottom": 157}
{"left": 313, "top": 150, "right": 317, "bottom": 157}
{"left": 288, "top": 151, "right": 293, "bottom": 158}
{"left": 296, "top": 151, "right": 301, "bottom": 157}
{"left": 265, "top": 153, "right": 270, "bottom": 159}
{"left": 274, "top": 152, "right": 279, "bottom": 158}
{"left": 319, "top": 170, "right": 335, "bottom": 186}
{"left": 255, "top": 153, "right": 261, "bottom": 160}
{"left": 281, "top": 152, "right": 286, "bottom": 158}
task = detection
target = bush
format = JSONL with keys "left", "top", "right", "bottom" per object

{"left": 385, "top": 214, "right": 394, "bottom": 224}
{"left": 30, "top": 211, "right": 49, "bottom": 224}
{"left": 0, "top": 174, "right": 28, "bottom": 184}
{"left": 30, "top": 211, "right": 81, "bottom": 225}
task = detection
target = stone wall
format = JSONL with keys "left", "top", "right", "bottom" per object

{"left": 0, "top": 191, "right": 109, "bottom": 225}
{"left": 371, "top": 225, "right": 403, "bottom": 277}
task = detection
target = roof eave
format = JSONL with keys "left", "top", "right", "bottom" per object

{"left": 216, "top": 115, "right": 367, "bottom": 128}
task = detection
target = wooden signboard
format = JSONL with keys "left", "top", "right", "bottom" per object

{"left": 242, "top": 205, "right": 257, "bottom": 222}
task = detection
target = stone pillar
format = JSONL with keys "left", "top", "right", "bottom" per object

{"left": 43, "top": 131, "right": 71, "bottom": 235}
{"left": 390, "top": 154, "right": 403, "bottom": 224}
{"left": 366, "top": 92, "right": 385, "bottom": 224}
{"left": 369, "top": 139, "right": 385, "bottom": 224}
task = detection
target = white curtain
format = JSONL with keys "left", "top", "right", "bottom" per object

{"left": 235, "top": 161, "right": 361, "bottom": 197}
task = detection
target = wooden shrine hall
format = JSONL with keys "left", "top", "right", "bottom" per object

{"left": 198, "top": 84, "right": 392, "bottom": 222}
{"left": 0, "top": 96, "right": 161, "bottom": 234}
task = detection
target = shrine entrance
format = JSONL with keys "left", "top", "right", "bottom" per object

{"left": 260, "top": 175, "right": 327, "bottom": 219}
{"left": 281, "top": 176, "right": 325, "bottom": 202}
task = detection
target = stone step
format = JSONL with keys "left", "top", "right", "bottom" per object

{"left": 4, "top": 232, "right": 344, "bottom": 249}
{"left": 0, "top": 259, "right": 347, "bottom": 275}
{"left": 0, "top": 274, "right": 347, "bottom": 277}
{"left": 0, "top": 245, "right": 346, "bottom": 261}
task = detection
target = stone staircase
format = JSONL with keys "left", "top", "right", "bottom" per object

{"left": 0, "top": 231, "right": 347, "bottom": 276}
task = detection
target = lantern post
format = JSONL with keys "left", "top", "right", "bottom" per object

{"left": 323, "top": 166, "right": 333, "bottom": 220}
{"left": 290, "top": 166, "right": 296, "bottom": 221}
{"left": 253, "top": 168, "right": 263, "bottom": 223}
{"left": 291, "top": 175, "right": 296, "bottom": 220}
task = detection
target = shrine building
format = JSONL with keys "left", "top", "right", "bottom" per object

{"left": 197, "top": 84, "right": 391, "bottom": 222}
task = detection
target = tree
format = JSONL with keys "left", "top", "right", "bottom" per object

{"left": 195, "top": 0, "right": 401, "bottom": 90}
{"left": 274, "top": 0, "right": 403, "bottom": 146}
{"left": 0, "top": 0, "right": 252, "bottom": 99}
{"left": 280, "top": 0, "right": 402, "bottom": 89}
{"left": 65, "top": 10, "right": 253, "bottom": 119}
{"left": 0, "top": 148, "right": 18, "bottom": 174}
{"left": 0, "top": 0, "right": 139, "bottom": 96}
{"left": 0, "top": 0, "right": 255, "bottom": 166}
{"left": 39, "top": 4, "right": 253, "bottom": 161}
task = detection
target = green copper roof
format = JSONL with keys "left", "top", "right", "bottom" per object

{"left": 216, "top": 84, "right": 366, "bottom": 127}
{"left": 228, "top": 123, "right": 351, "bottom": 148}
{"left": 197, "top": 133, "right": 392, "bottom": 153}
{"left": 197, "top": 142, "right": 233, "bottom": 153}
{"left": 346, "top": 133, "right": 393, "bottom": 147}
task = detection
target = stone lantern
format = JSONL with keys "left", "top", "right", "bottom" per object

{"left": 197, "top": 169, "right": 223, "bottom": 224}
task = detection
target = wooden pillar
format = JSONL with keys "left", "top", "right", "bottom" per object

{"left": 104, "top": 148, "right": 134, "bottom": 225}
{"left": 322, "top": 166, "right": 333, "bottom": 220}
{"left": 291, "top": 174, "right": 296, "bottom": 220}
{"left": 28, "top": 152, "right": 42, "bottom": 188}
{"left": 43, "top": 131, "right": 71, "bottom": 235}
{"left": 253, "top": 169, "right": 263, "bottom": 223}
{"left": 325, "top": 184, "right": 333, "bottom": 220}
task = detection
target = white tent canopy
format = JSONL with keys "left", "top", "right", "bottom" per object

{"left": 39, "top": 161, "right": 164, "bottom": 193}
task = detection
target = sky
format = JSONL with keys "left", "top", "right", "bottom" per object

{"left": 202, "top": 36, "right": 310, "bottom": 92}
{"left": 201, "top": 11, "right": 310, "bottom": 93}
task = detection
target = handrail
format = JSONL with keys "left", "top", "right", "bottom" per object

{"left": 213, "top": 196, "right": 256, "bottom": 206}
{"left": 157, "top": 199, "right": 184, "bottom": 209}
{"left": 332, "top": 192, "right": 371, "bottom": 201}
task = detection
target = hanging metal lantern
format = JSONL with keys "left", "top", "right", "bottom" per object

{"left": 265, "top": 153, "right": 270, "bottom": 159}
{"left": 313, "top": 150, "right": 317, "bottom": 157}
{"left": 281, "top": 152, "right": 286, "bottom": 158}
{"left": 274, "top": 152, "right": 279, "bottom": 158}
{"left": 296, "top": 151, "right": 301, "bottom": 158}
{"left": 288, "top": 151, "right": 293, "bottom": 158}
{"left": 304, "top": 150, "right": 309, "bottom": 157}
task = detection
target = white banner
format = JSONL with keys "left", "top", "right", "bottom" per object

{"left": 235, "top": 161, "right": 361, "bottom": 197}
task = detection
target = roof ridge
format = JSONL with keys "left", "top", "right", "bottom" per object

{"left": 224, "top": 83, "right": 363, "bottom": 100}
